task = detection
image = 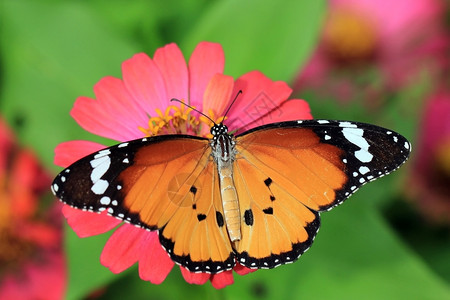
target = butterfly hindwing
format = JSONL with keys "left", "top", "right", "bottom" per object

{"left": 232, "top": 119, "right": 410, "bottom": 269}
{"left": 158, "top": 161, "right": 235, "bottom": 273}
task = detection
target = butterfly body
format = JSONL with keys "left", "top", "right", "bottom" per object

{"left": 52, "top": 120, "right": 411, "bottom": 273}
{"left": 210, "top": 124, "right": 241, "bottom": 242}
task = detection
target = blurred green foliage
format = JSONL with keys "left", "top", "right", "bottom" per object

{"left": 0, "top": 0, "right": 448, "bottom": 299}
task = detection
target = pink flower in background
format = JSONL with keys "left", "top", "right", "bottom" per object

{"left": 55, "top": 42, "right": 312, "bottom": 289}
{"left": 0, "top": 118, "right": 65, "bottom": 300}
{"left": 296, "top": 0, "right": 448, "bottom": 102}
{"left": 408, "top": 90, "right": 450, "bottom": 224}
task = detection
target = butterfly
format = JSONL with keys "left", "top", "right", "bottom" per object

{"left": 51, "top": 117, "right": 410, "bottom": 274}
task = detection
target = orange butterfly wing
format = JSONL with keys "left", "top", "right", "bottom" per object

{"left": 53, "top": 120, "right": 410, "bottom": 273}
{"left": 53, "top": 135, "right": 234, "bottom": 273}
{"left": 232, "top": 120, "right": 410, "bottom": 269}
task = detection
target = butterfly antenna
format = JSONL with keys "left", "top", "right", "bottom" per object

{"left": 170, "top": 98, "right": 216, "bottom": 125}
{"left": 221, "top": 90, "right": 242, "bottom": 124}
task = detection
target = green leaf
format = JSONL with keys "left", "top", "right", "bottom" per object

{"left": 182, "top": 0, "right": 327, "bottom": 82}
{"left": 0, "top": 0, "right": 139, "bottom": 168}
{"left": 65, "top": 227, "right": 119, "bottom": 300}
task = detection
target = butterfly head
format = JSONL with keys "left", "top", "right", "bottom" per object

{"left": 210, "top": 123, "right": 236, "bottom": 163}
{"left": 210, "top": 123, "right": 228, "bottom": 137}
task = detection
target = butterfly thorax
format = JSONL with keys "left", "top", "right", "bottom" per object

{"left": 210, "top": 124, "right": 241, "bottom": 242}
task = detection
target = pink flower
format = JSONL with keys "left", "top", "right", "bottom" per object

{"left": 407, "top": 90, "right": 450, "bottom": 224}
{"left": 55, "top": 42, "right": 312, "bottom": 289}
{"left": 0, "top": 118, "right": 65, "bottom": 300}
{"left": 296, "top": 0, "right": 448, "bottom": 101}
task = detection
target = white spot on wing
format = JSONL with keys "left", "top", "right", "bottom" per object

{"left": 355, "top": 149, "right": 373, "bottom": 163}
{"left": 100, "top": 196, "right": 111, "bottom": 205}
{"left": 91, "top": 179, "right": 108, "bottom": 195}
{"left": 339, "top": 121, "right": 358, "bottom": 128}
{"left": 359, "top": 166, "right": 370, "bottom": 175}
{"left": 342, "top": 127, "right": 373, "bottom": 162}
{"left": 94, "top": 149, "right": 111, "bottom": 158}
{"left": 90, "top": 155, "right": 111, "bottom": 183}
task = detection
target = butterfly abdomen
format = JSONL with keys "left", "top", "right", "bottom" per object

{"left": 218, "top": 164, "right": 241, "bottom": 241}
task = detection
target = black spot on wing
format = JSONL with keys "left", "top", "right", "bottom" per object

{"left": 264, "top": 177, "right": 272, "bottom": 187}
{"left": 190, "top": 186, "right": 198, "bottom": 195}
{"left": 197, "top": 214, "right": 207, "bottom": 221}
{"left": 216, "top": 211, "right": 224, "bottom": 227}
{"left": 263, "top": 207, "right": 273, "bottom": 215}
{"left": 244, "top": 209, "right": 254, "bottom": 226}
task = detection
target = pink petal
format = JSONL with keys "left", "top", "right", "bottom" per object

{"left": 235, "top": 99, "right": 312, "bottom": 134}
{"left": 122, "top": 53, "right": 168, "bottom": 116}
{"left": 62, "top": 205, "right": 121, "bottom": 238}
{"left": 226, "top": 71, "right": 294, "bottom": 130}
{"left": 233, "top": 263, "right": 257, "bottom": 276}
{"left": 210, "top": 271, "right": 234, "bottom": 289}
{"left": 153, "top": 43, "right": 189, "bottom": 102}
{"left": 180, "top": 267, "right": 210, "bottom": 285}
{"left": 16, "top": 222, "right": 60, "bottom": 247}
{"left": 138, "top": 231, "right": 175, "bottom": 284}
{"left": 295, "top": 49, "right": 332, "bottom": 90}
{"left": 0, "top": 276, "right": 28, "bottom": 299}
{"left": 188, "top": 42, "right": 225, "bottom": 108}
{"left": 202, "top": 73, "right": 235, "bottom": 116}
{"left": 25, "top": 253, "right": 66, "bottom": 300}
{"left": 71, "top": 77, "right": 148, "bottom": 142}
{"left": 100, "top": 224, "right": 145, "bottom": 273}
{"left": 0, "top": 252, "right": 66, "bottom": 300}
{"left": 54, "top": 140, "right": 106, "bottom": 168}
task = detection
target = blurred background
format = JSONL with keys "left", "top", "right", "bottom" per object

{"left": 0, "top": 0, "right": 449, "bottom": 299}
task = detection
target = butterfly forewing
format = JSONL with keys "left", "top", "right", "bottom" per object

{"left": 52, "top": 136, "right": 211, "bottom": 228}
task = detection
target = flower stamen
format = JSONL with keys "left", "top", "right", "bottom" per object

{"left": 139, "top": 104, "right": 225, "bottom": 138}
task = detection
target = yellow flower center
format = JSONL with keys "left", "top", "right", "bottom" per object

{"left": 323, "top": 8, "right": 378, "bottom": 63}
{"left": 139, "top": 103, "right": 226, "bottom": 138}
